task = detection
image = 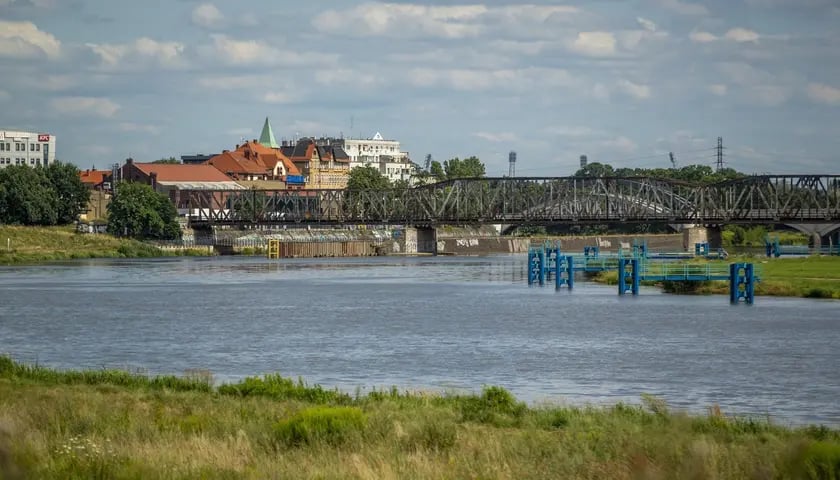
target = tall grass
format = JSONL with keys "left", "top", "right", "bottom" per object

{"left": 1, "top": 357, "right": 839, "bottom": 478}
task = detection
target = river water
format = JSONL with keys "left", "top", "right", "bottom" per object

{"left": 1, "top": 256, "right": 838, "bottom": 425}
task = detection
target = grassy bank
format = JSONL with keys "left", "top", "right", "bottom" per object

{"left": 0, "top": 357, "right": 838, "bottom": 479}
{"left": 0, "top": 226, "right": 209, "bottom": 265}
{"left": 594, "top": 256, "right": 840, "bottom": 299}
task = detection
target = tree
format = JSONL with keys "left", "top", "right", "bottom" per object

{"left": 574, "top": 162, "right": 615, "bottom": 177}
{"left": 107, "top": 182, "right": 180, "bottom": 240}
{"left": 347, "top": 165, "right": 391, "bottom": 191}
{"left": 0, "top": 166, "right": 58, "bottom": 225}
{"left": 443, "top": 156, "right": 485, "bottom": 179}
{"left": 430, "top": 160, "right": 445, "bottom": 179}
{"left": 44, "top": 162, "right": 90, "bottom": 224}
{"left": 152, "top": 157, "right": 180, "bottom": 164}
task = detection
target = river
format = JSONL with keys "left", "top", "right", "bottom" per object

{"left": 1, "top": 255, "right": 838, "bottom": 426}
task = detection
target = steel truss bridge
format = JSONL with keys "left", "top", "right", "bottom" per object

{"left": 183, "top": 175, "right": 840, "bottom": 227}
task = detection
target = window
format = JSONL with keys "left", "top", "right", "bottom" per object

{"left": 30, "top": 143, "right": 35, "bottom": 151}
{"left": 36, "top": 144, "right": 40, "bottom": 151}
{"left": 0, "top": 143, "right": 4, "bottom": 151}
{"left": 4, "top": 143, "right": 8, "bottom": 151}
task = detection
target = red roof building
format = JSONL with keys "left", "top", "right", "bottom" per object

{"left": 79, "top": 169, "right": 111, "bottom": 190}
{"left": 206, "top": 141, "right": 300, "bottom": 182}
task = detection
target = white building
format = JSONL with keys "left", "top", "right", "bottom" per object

{"left": 321, "top": 132, "right": 415, "bottom": 183}
{"left": 0, "top": 130, "right": 56, "bottom": 169}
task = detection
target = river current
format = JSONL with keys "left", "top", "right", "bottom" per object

{"left": 1, "top": 255, "right": 838, "bottom": 425}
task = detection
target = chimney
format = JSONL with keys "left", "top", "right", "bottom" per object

{"left": 222, "top": 149, "right": 229, "bottom": 154}
{"left": 126, "top": 157, "right": 134, "bottom": 165}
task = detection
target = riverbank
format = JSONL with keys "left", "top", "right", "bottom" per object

{"left": 594, "top": 256, "right": 840, "bottom": 299}
{"left": 0, "top": 357, "right": 837, "bottom": 479}
{"left": 0, "top": 226, "right": 210, "bottom": 265}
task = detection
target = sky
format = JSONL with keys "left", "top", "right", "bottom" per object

{"left": 1, "top": 0, "right": 839, "bottom": 176}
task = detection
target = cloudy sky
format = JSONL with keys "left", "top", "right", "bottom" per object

{"left": 1, "top": 0, "right": 839, "bottom": 175}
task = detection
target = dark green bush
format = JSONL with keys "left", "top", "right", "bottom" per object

{"left": 274, "top": 407, "right": 366, "bottom": 447}
{"left": 219, "top": 374, "right": 351, "bottom": 404}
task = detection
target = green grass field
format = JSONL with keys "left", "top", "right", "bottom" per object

{"left": 1, "top": 357, "right": 838, "bottom": 479}
{"left": 595, "top": 256, "right": 840, "bottom": 299}
{"left": 0, "top": 226, "right": 208, "bottom": 265}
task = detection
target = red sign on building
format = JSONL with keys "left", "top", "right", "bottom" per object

{"left": 38, "top": 134, "right": 50, "bottom": 142}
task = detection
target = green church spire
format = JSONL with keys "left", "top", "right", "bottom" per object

{"left": 258, "top": 117, "right": 279, "bottom": 148}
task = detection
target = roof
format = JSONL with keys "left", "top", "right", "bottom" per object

{"left": 133, "top": 163, "right": 234, "bottom": 182}
{"left": 206, "top": 142, "right": 301, "bottom": 177}
{"left": 79, "top": 169, "right": 110, "bottom": 185}
{"left": 156, "top": 181, "right": 244, "bottom": 190}
{"left": 207, "top": 151, "right": 267, "bottom": 176}
{"left": 258, "top": 117, "right": 279, "bottom": 149}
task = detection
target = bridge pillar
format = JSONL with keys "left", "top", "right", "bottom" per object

{"left": 682, "top": 226, "right": 722, "bottom": 252}
{"left": 416, "top": 227, "right": 437, "bottom": 254}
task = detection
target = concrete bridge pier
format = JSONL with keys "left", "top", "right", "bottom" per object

{"left": 787, "top": 223, "right": 840, "bottom": 249}
{"left": 682, "top": 226, "right": 723, "bottom": 252}
{"left": 402, "top": 227, "right": 437, "bottom": 254}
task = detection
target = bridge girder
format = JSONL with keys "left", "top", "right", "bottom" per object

{"left": 182, "top": 175, "right": 840, "bottom": 227}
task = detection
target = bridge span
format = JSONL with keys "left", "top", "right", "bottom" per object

{"left": 181, "top": 174, "right": 840, "bottom": 228}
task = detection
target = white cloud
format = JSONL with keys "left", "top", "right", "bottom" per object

{"left": 198, "top": 74, "right": 273, "bottom": 90}
{"left": 724, "top": 28, "right": 760, "bottom": 43}
{"left": 749, "top": 85, "right": 790, "bottom": 106}
{"left": 51, "top": 97, "right": 120, "bottom": 118}
{"left": 637, "top": 17, "right": 657, "bottom": 32}
{"left": 807, "top": 83, "right": 840, "bottom": 106}
{"left": 192, "top": 3, "right": 223, "bottom": 28}
{"left": 616, "top": 79, "right": 651, "bottom": 99}
{"left": 209, "top": 35, "right": 336, "bottom": 66}
{"left": 473, "top": 132, "right": 518, "bottom": 143}
{"left": 708, "top": 84, "right": 728, "bottom": 96}
{"left": 313, "top": 3, "right": 579, "bottom": 39}
{"left": 315, "top": 69, "right": 381, "bottom": 88}
{"left": 543, "top": 126, "right": 599, "bottom": 138}
{"left": 655, "top": 0, "right": 709, "bottom": 15}
{"left": 603, "top": 136, "right": 638, "bottom": 154}
{"left": 0, "top": 20, "right": 61, "bottom": 59}
{"left": 118, "top": 122, "right": 161, "bottom": 135}
{"left": 263, "top": 91, "right": 293, "bottom": 104}
{"left": 87, "top": 38, "right": 185, "bottom": 68}
{"left": 406, "top": 67, "right": 576, "bottom": 91}
{"left": 569, "top": 31, "right": 616, "bottom": 57}
{"left": 690, "top": 31, "right": 718, "bottom": 43}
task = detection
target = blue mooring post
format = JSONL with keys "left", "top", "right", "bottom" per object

{"left": 527, "top": 250, "right": 536, "bottom": 285}
{"left": 538, "top": 250, "right": 546, "bottom": 286}
{"left": 729, "top": 263, "right": 755, "bottom": 305}
{"left": 631, "top": 258, "right": 640, "bottom": 295}
{"left": 555, "top": 255, "right": 574, "bottom": 290}
{"left": 619, "top": 258, "right": 640, "bottom": 296}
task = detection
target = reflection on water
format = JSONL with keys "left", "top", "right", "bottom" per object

{"left": 1, "top": 255, "right": 839, "bottom": 426}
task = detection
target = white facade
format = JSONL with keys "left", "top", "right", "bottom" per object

{"left": 342, "top": 132, "right": 415, "bottom": 182}
{"left": 0, "top": 130, "right": 56, "bottom": 169}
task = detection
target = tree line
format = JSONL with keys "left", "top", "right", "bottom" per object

{"left": 574, "top": 162, "right": 744, "bottom": 184}
{"left": 0, "top": 164, "right": 90, "bottom": 226}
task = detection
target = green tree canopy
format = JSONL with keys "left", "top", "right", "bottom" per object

{"left": 574, "top": 163, "right": 745, "bottom": 184}
{"left": 0, "top": 166, "right": 58, "bottom": 225}
{"left": 152, "top": 157, "right": 180, "bottom": 164}
{"left": 429, "top": 160, "right": 445, "bottom": 179}
{"left": 347, "top": 165, "right": 391, "bottom": 191}
{"left": 107, "top": 182, "right": 180, "bottom": 240}
{"left": 44, "top": 162, "right": 90, "bottom": 224}
{"left": 443, "top": 156, "right": 485, "bottom": 179}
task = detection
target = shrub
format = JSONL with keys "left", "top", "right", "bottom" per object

{"left": 273, "top": 407, "right": 366, "bottom": 447}
{"left": 457, "top": 386, "right": 527, "bottom": 426}
{"left": 804, "top": 288, "right": 833, "bottom": 299}
{"left": 400, "top": 411, "right": 458, "bottom": 452}
{"left": 219, "top": 374, "right": 352, "bottom": 404}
